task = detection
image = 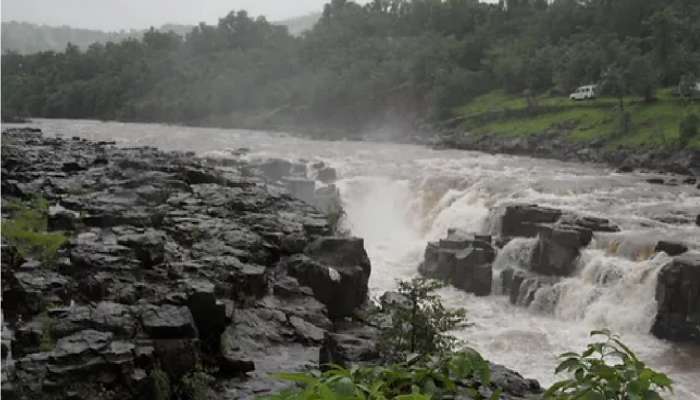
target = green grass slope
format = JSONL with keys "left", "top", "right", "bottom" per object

{"left": 453, "top": 88, "right": 700, "bottom": 149}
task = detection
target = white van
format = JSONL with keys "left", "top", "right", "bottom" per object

{"left": 569, "top": 85, "right": 597, "bottom": 101}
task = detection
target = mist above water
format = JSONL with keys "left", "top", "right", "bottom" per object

{"left": 14, "top": 119, "right": 700, "bottom": 399}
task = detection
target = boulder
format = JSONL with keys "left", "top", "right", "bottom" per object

{"left": 185, "top": 280, "right": 227, "bottom": 349}
{"left": 316, "top": 167, "right": 337, "bottom": 184}
{"left": 501, "top": 204, "right": 562, "bottom": 238}
{"left": 419, "top": 231, "right": 495, "bottom": 296}
{"left": 287, "top": 237, "right": 371, "bottom": 318}
{"left": 655, "top": 241, "right": 688, "bottom": 256}
{"left": 529, "top": 224, "right": 588, "bottom": 276}
{"left": 141, "top": 305, "right": 197, "bottom": 339}
{"left": 256, "top": 159, "right": 292, "bottom": 182}
{"left": 314, "top": 184, "right": 342, "bottom": 215}
{"left": 318, "top": 323, "right": 379, "bottom": 368}
{"left": 651, "top": 252, "right": 700, "bottom": 343}
{"left": 452, "top": 247, "right": 495, "bottom": 296}
{"left": 153, "top": 338, "right": 200, "bottom": 378}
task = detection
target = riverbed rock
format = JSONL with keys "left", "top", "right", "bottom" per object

{"left": 655, "top": 241, "right": 688, "bottom": 256}
{"left": 318, "top": 322, "right": 379, "bottom": 368}
{"left": 529, "top": 224, "right": 588, "bottom": 276}
{"left": 419, "top": 230, "right": 495, "bottom": 296}
{"left": 651, "top": 252, "right": 700, "bottom": 343}
{"left": 501, "top": 204, "right": 562, "bottom": 238}
{"left": 0, "top": 128, "right": 374, "bottom": 399}
{"left": 141, "top": 304, "right": 198, "bottom": 339}
{"left": 287, "top": 236, "right": 371, "bottom": 318}
{"left": 315, "top": 167, "right": 337, "bottom": 183}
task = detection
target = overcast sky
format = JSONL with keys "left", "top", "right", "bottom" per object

{"left": 1, "top": 0, "right": 350, "bottom": 31}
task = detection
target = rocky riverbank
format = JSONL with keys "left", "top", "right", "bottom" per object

{"left": 435, "top": 131, "right": 700, "bottom": 177}
{"left": 0, "top": 128, "right": 543, "bottom": 400}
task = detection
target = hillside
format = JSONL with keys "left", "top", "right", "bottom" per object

{"left": 1, "top": 21, "right": 193, "bottom": 54}
{"left": 451, "top": 89, "right": 700, "bottom": 150}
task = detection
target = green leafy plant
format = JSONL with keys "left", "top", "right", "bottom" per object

{"left": 262, "top": 350, "right": 498, "bottom": 400}
{"left": 545, "top": 329, "right": 673, "bottom": 400}
{"left": 679, "top": 113, "right": 699, "bottom": 148}
{"left": 378, "top": 278, "right": 466, "bottom": 361}
{"left": 1, "top": 197, "right": 67, "bottom": 265}
{"left": 177, "top": 370, "right": 213, "bottom": 400}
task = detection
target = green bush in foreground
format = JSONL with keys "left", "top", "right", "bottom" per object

{"left": 1, "top": 197, "right": 67, "bottom": 264}
{"left": 378, "top": 278, "right": 466, "bottom": 362}
{"left": 545, "top": 330, "right": 673, "bottom": 400}
{"left": 263, "top": 350, "right": 498, "bottom": 400}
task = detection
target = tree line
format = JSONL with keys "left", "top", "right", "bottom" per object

{"left": 2, "top": 0, "right": 699, "bottom": 137}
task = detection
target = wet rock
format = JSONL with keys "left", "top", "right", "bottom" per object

{"left": 529, "top": 224, "right": 588, "bottom": 276}
{"left": 489, "top": 363, "right": 542, "bottom": 398}
{"left": 319, "top": 323, "right": 379, "bottom": 368}
{"left": 652, "top": 252, "right": 700, "bottom": 343}
{"left": 501, "top": 204, "right": 562, "bottom": 238}
{"left": 282, "top": 177, "right": 316, "bottom": 204}
{"left": 655, "top": 241, "right": 688, "bottom": 256}
{"left": 3, "top": 269, "right": 70, "bottom": 319}
{"left": 316, "top": 167, "right": 337, "bottom": 184}
{"left": 154, "top": 338, "right": 200, "bottom": 378}
{"left": 419, "top": 231, "right": 495, "bottom": 296}
{"left": 289, "top": 315, "right": 325, "bottom": 343}
{"left": 141, "top": 305, "right": 197, "bottom": 339}
{"left": 48, "top": 204, "right": 80, "bottom": 231}
{"left": 1, "top": 129, "right": 375, "bottom": 398}
{"left": 49, "top": 301, "right": 138, "bottom": 339}
{"left": 287, "top": 237, "right": 371, "bottom": 318}
{"left": 116, "top": 228, "right": 167, "bottom": 267}
{"left": 314, "top": 184, "right": 342, "bottom": 215}
{"left": 185, "top": 279, "right": 228, "bottom": 349}
{"left": 273, "top": 276, "right": 314, "bottom": 298}
{"left": 256, "top": 159, "right": 292, "bottom": 182}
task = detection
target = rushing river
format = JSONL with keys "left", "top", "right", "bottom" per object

{"left": 9, "top": 119, "right": 700, "bottom": 399}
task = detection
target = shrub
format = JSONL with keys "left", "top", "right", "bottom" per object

{"left": 38, "top": 311, "right": 56, "bottom": 352}
{"left": 263, "top": 350, "right": 498, "bottom": 400}
{"left": 177, "top": 370, "right": 214, "bottom": 400}
{"left": 1, "top": 197, "right": 67, "bottom": 264}
{"left": 149, "top": 367, "right": 171, "bottom": 400}
{"left": 378, "top": 278, "right": 466, "bottom": 361}
{"left": 545, "top": 329, "right": 673, "bottom": 400}
{"left": 679, "top": 113, "right": 699, "bottom": 148}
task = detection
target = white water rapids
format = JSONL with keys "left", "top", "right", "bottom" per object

{"left": 11, "top": 119, "right": 700, "bottom": 399}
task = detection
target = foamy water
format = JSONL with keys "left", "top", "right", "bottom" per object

{"left": 10, "top": 119, "right": 700, "bottom": 399}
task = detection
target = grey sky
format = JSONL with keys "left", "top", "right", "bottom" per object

{"left": 1, "top": 0, "right": 345, "bottom": 31}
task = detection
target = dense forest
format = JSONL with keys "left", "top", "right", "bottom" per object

{"left": 2, "top": 0, "right": 700, "bottom": 139}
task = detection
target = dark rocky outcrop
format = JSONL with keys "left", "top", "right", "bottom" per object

{"left": 0, "top": 128, "right": 369, "bottom": 399}
{"left": 419, "top": 230, "right": 496, "bottom": 296}
{"left": 655, "top": 241, "right": 688, "bottom": 257}
{"left": 287, "top": 237, "right": 371, "bottom": 318}
{"left": 501, "top": 204, "right": 562, "bottom": 238}
{"left": 652, "top": 252, "right": 700, "bottom": 343}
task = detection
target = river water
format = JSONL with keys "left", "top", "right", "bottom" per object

{"left": 9, "top": 119, "right": 700, "bottom": 398}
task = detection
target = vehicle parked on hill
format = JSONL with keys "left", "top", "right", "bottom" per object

{"left": 569, "top": 85, "right": 597, "bottom": 101}
{"left": 671, "top": 81, "right": 700, "bottom": 98}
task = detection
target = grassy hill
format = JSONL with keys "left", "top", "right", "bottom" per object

{"left": 452, "top": 88, "right": 700, "bottom": 150}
